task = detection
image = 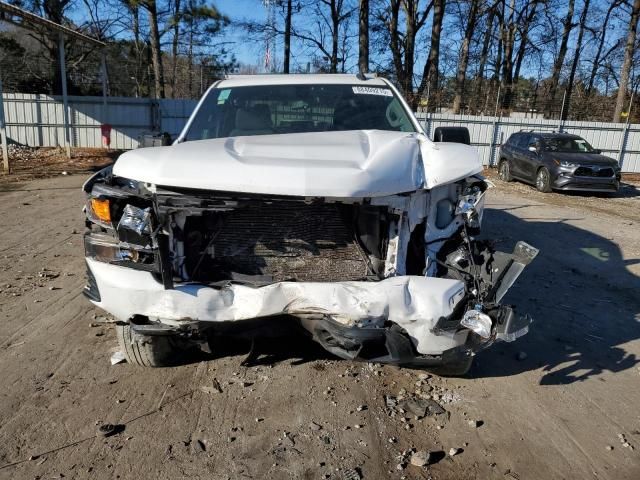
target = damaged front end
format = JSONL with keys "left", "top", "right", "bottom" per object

{"left": 82, "top": 166, "right": 537, "bottom": 372}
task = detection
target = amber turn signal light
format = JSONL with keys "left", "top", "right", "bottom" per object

{"left": 91, "top": 198, "right": 111, "bottom": 223}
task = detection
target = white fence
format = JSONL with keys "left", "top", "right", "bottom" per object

{"left": 1, "top": 93, "right": 197, "bottom": 150}
{"left": 416, "top": 112, "right": 640, "bottom": 173}
{"left": 2, "top": 93, "right": 640, "bottom": 172}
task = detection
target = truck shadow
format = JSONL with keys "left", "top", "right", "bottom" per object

{"left": 472, "top": 207, "right": 640, "bottom": 384}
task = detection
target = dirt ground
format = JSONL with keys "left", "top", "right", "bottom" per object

{"left": 0, "top": 146, "right": 121, "bottom": 183}
{"left": 0, "top": 173, "right": 639, "bottom": 480}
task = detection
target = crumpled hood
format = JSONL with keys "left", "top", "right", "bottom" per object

{"left": 113, "top": 130, "right": 482, "bottom": 197}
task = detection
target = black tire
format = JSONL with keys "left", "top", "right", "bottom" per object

{"left": 535, "top": 167, "right": 552, "bottom": 193}
{"left": 116, "top": 324, "right": 179, "bottom": 367}
{"left": 428, "top": 355, "right": 474, "bottom": 377}
{"left": 498, "top": 159, "right": 513, "bottom": 182}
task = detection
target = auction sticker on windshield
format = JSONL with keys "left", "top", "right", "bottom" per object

{"left": 352, "top": 86, "right": 393, "bottom": 97}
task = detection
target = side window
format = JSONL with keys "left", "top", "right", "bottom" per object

{"left": 516, "top": 134, "right": 530, "bottom": 149}
{"left": 507, "top": 134, "right": 521, "bottom": 147}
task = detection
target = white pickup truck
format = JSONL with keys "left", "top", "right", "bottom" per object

{"left": 82, "top": 74, "right": 537, "bottom": 375}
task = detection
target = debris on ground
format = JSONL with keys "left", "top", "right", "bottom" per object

{"left": 97, "top": 423, "right": 124, "bottom": 437}
{"left": 385, "top": 394, "right": 446, "bottom": 418}
{"left": 449, "top": 447, "right": 463, "bottom": 456}
{"left": 110, "top": 351, "right": 126, "bottom": 365}
{"left": 342, "top": 467, "right": 361, "bottom": 480}
{"left": 0, "top": 146, "right": 121, "bottom": 183}
{"left": 409, "top": 450, "right": 431, "bottom": 467}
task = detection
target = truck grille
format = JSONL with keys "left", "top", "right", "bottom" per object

{"left": 185, "top": 202, "right": 372, "bottom": 283}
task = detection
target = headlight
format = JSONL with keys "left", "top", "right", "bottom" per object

{"left": 461, "top": 309, "right": 493, "bottom": 339}
{"left": 554, "top": 160, "right": 579, "bottom": 168}
{"left": 117, "top": 204, "right": 153, "bottom": 247}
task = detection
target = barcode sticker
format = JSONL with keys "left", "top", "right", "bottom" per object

{"left": 352, "top": 86, "right": 393, "bottom": 97}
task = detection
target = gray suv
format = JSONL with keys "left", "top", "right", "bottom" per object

{"left": 498, "top": 132, "right": 621, "bottom": 193}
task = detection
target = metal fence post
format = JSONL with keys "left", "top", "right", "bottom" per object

{"left": 58, "top": 32, "right": 71, "bottom": 158}
{"left": 487, "top": 116, "right": 501, "bottom": 167}
{"left": 617, "top": 122, "right": 631, "bottom": 168}
{"left": 617, "top": 90, "right": 635, "bottom": 168}
{"left": 0, "top": 74, "right": 9, "bottom": 172}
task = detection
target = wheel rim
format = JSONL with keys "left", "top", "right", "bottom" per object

{"left": 537, "top": 170, "right": 547, "bottom": 189}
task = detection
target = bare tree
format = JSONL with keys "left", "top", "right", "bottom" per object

{"left": 561, "top": 0, "right": 591, "bottom": 120}
{"left": 499, "top": 0, "right": 516, "bottom": 111}
{"left": 472, "top": 1, "right": 498, "bottom": 112}
{"left": 283, "top": 0, "right": 293, "bottom": 73}
{"left": 613, "top": 0, "right": 640, "bottom": 122}
{"left": 417, "top": 0, "right": 445, "bottom": 110}
{"left": 586, "top": 0, "right": 623, "bottom": 95}
{"left": 545, "top": 0, "right": 575, "bottom": 116}
{"left": 139, "top": 0, "right": 166, "bottom": 98}
{"left": 358, "top": 0, "right": 369, "bottom": 73}
{"left": 170, "top": 0, "right": 182, "bottom": 98}
{"left": 452, "top": 0, "right": 480, "bottom": 113}
{"left": 373, "top": 1, "right": 433, "bottom": 100}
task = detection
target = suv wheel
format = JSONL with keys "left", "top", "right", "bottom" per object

{"left": 116, "top": 324, "right": 180, "bottom": 367}
{"left": 535, "top": 167, "right": 552, "bottom": 193}
{"left": 498, "top": 160, "right": 513, "bottom": 182}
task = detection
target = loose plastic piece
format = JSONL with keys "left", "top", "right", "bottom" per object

{"left": 110, "top": 351, "right": 126, "bottom": 365}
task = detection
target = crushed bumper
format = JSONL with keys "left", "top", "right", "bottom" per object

{"left": 85, "top": 238, "right": 537, "bottom": 363}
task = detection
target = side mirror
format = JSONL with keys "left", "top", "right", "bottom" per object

{"left": 593, "top": 148, "right": 601, "bottom": 154}
{"left": 528, "top": 145, "right": 538, "bottom": 153}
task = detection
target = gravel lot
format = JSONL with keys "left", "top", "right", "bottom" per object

{"left": 0, "top": 173, "right": 638, "bottom": 480}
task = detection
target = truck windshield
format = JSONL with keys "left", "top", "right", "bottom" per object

{"left": 184, "top": 83, "right": 416, "bottom": 141}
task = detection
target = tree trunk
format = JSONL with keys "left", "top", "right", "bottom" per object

{"left": 613, "top": 0, "right": 640, "bottom": 122}
{"left": 562, "top": 0, "right": 590, "bottom": 120}
{"left": 284, "top": 0, "right": 292, "bottom": 73}
{"left": 452, "top": 0, "right": 480, "bottom": 113}
{"left": 387, "top": 1, "right": 406, "bottom": 93}
{"left": 512, "top": 1, "right": 538, "bottom": 86}
{"left": 187, "top": 8, "right": 194, "bottom": 98}
{"left": 330, "top": 0, "right": 339, "bottom": 73}
{"left": 171, "top": 0, "right": 182, "bottom": 98}
{"left": 500, "top": 0, "right": 516, "bottom": 112}
{"left": 490, "top": 6, "right": 503, "bottom": 108}
{"left": 358, "top": 0, "right": 369, "bottom": 73}
{"left": 545, "top": 0, "right": 575, "bottom": 117}
{"left": 586, "top": 1, "right": 619, "bottom": 94}
{"left": 403, "top": 1, "right": 417, "bottom": 99}
{"left": 417, "top": 0, "right": 446, "bottom": 111}
{"left": 472, "top": 3, "right": 497, "bottom": 113}
{"left": 144, "top": 0, "right": 165, "bottom": 99}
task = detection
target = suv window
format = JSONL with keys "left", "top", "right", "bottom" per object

{"left": 515, "top": 134, "right": 530, "bottom": 148}
{"left": 507, "top": 133, "right": 522, "bottom": 147}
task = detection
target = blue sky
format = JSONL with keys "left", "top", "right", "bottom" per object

{"left": 217, "top": 0, "right": 269, "bottom": 68}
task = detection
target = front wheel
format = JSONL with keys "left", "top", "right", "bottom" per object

{"left": 498, "top": 160, "right": 513, "bottom": 182}
{"left": 116, "top": 324, "right": 181, "bottom": 367}
{"left": 535, "top": 167, "right": 552, "bottom": 193}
